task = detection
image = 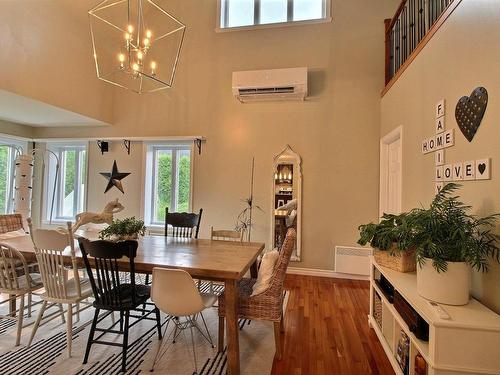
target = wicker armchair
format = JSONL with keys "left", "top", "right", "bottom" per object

{"left": 218, "top": 228, "right": 296, "bottom": 360}
{"left": 0, "top": 214, "right": 24, "bottom": 234}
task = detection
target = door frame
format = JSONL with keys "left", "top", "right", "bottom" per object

{"left": 379, "top": 126, "right": 403, "bottom": 218}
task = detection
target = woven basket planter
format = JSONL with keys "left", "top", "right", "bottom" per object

{"left": 373, "top": 247, "right": 416, "bottom": 273}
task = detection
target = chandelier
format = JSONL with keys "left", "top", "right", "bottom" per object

{"left": 89, "top": 0, "right": 186, "bottom": 94}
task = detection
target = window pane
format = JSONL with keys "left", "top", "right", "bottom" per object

{"left": 176, "top": 150, "right": 191, "bottom": 212}
{"left": 260, "top": 0, "right": 287, "bottom": 24}
{"left": 0, "top": 147, "right": 8, "bottom": 214}
{"left": 293, "top": 0, "right": 323, "bottom": 21}
{"left": 62, "top": 150, "right": 76, "bottom": 217}
{"left": 154, "top": 149, "right": 172, "bottom": 223}
{"left": 227, "top": 0, "right": 254, "bottom": 27}
{"left": 79, "top": 150, "right": 87, "bottom": 213}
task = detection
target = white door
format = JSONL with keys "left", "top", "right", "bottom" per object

{"left": 380, "top": 127, "right": 402, "bottom": 217}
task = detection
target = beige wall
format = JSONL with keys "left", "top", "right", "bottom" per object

{"left": 0, "top": 0, "right": 114, "bottom": 124}
{"left": 381, "top": 0, "right": 500, "bottom": 312}
{"left": 0, "top": 120, "right": 34, "bottom": 139}
{"left": 24, "top": 0, "right": 399, "bottom": 271}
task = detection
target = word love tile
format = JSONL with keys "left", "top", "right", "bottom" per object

{"left": 435, "top": 158, "right": 491, "bottom": 182}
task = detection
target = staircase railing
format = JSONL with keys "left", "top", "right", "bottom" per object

{"left": 384, "top": 0, "right": 457, "bottom": 87}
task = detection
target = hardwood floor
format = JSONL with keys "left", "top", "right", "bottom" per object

{"left": 272, "top": 275, "right": 394, "bottom": 375}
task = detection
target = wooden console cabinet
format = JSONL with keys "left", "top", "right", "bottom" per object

{"left": 369, "top": 258, "right": 500, "bottom": 375}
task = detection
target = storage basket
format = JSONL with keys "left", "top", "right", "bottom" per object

{"left": 373, "top": 247, "right": 416, "bottom": 273}
{"left": 373, "top": 292, "right": 382, "bottom": 329}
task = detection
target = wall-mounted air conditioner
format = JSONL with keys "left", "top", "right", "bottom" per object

{"left": 232, "top": 67, "right": 307, "bottom": 103}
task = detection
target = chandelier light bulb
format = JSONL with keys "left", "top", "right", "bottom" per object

{"left": 146, "top": 30, "right": 152, "bottom": 39}
{"left": 127, "top": 24, "right": 134, "bottom": 34}
{"left": 143, "top": 38, "right": 150, "bottom": 47}
{"left": 118, "top": 53, "right": 125, "bottom": 62}
{"left": 151, "top": 61, "right": 157, "bottom": 75}
{"left": 125, "top": 32, "right": 130, "bottom": 41}
{"left": 132, "top": 62, "right": 139, "bottom": 71}
{"left": 137, "top": 51, "right": 143, "bottom": 61}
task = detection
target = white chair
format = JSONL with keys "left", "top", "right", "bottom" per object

{"left": 27, "top": 219, "right": 93, "bottom": 358}
{"left": 0, "top": 242, "right": 44, "bottom": 346}
{"left": 150, "top": 267, "right": 217, "bottom": 373}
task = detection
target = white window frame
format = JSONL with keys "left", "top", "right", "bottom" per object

{"left": 0, "top": 135, "right": 28, "bottom": 214}
{"left": 216, "top": 0, "right": 332, "bottom": 32}
{"left": 43, "top": 142, "right": 88, "bottom": 223}
{"left": 143, "top": 142, "right": 194, "bottom": 228}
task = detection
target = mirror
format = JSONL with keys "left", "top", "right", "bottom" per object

{"left": 271, "top": 145, "right": 302, "bottom": 261}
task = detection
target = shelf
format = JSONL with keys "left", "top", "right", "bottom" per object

{"left": 372, "top": 282, "right": 431, "bottom": 365}
{"left": 371, "top": 257, "right": 500, "bottom": 374}
{"left": 369, "top": 315, "right": 404, "bottom": 375}
{"left": 373, "top": 259, "right": 500, "bottom": 331}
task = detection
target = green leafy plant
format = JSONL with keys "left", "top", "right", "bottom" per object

{"left": 405, "top": 183, "right": 500, "bottom": 273}
{"left": 358, "top": 212, "right": 414, "bottom": 254}
{"left": 99, "top": 217, "right": 146, "bottom": 240}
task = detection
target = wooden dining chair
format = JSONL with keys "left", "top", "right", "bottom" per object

{"left": 210, "top": 227, "right": 243, "bottom": 242}
{"left": 0, "top": 242, "right": 44, "bottom": 346}
{"left": 78, "top": 238, "right": 162, "bottom": 372}
{"left": 164, "top": 208, "right": 203, "bottom": 238}
{"left": 217, "top": 228, "right": 296, "bottom": 360}
{"left": 27, "top": 219, "right": 93, "bottom": 357}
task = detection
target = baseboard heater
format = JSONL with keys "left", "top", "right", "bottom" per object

{"left": 334, "top": 246, "right": 372, "bottom": 276}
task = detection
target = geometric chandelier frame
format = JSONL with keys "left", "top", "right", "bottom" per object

{"left": 89, "top": 0, "right": 186, "bottom": 94}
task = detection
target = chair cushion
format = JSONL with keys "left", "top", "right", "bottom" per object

{"left": 16, "top": 273, "right": 43, "bottom": 291}
{"left": 251, "top": 249, "right": 279, "bottom": 296}
{"left": 93, "top": 283, "right": 151, "bottom": 310}
{"left": 0, "top": 229, "right": 26, "bottom": 240}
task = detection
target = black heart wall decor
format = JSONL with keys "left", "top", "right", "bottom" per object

{"left": 455, "top": 87, "right": 488, "bottom": 142}
{"left": 478, "top": 163, "right": 486, "bottom": 175}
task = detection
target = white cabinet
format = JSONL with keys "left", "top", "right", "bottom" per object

{"left": 369, "top": 258, "right": 500, "bottom": 375}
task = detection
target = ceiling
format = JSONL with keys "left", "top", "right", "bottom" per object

{"left": 0, "top": 89, "right": 109, "bottom": 127}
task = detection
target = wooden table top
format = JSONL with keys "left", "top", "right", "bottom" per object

{"left": 0, "top": 233, "right": 265, "bottom": 281}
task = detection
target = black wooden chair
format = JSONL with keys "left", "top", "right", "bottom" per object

{"left": 78, "top": 238, "right": 162, "bottom": 373}
{"left": 143, "top": 208, "right": 204, "bottom": 295}
{"left": 164, "top": 207, "right": 203, "bottom": 238}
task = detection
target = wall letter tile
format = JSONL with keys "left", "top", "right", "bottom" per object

{"left": 435, "top": 150, "right": 444, "bottom": 166}
{"left": 475, "top": 158, "right": 491, "bottom": 180}
{"left": 464, "top": 161, "right": 475, "bottom": 180}
{"left": 436, "top": 100, "right": 445, "bottom": 119}
{"left": 435, "top": 116, "right": 445, "bottom": 134}
{"left": 435, "top": 166, "right": 443, "bottom": 182}
{"left": 443, "top": 164, "right": 453, "bottom": 182}
{"left": 453, "top": 162, "right": 463, "bottom": 181}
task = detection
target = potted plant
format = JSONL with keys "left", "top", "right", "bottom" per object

{"left": 407, "top": 183, "right": 500, "bottom": 305}
{"left": 358, "top": 212, "right": 416, "bottom": 273}
{"left": 99, "top": 217, "right": 146, "bottom": 241}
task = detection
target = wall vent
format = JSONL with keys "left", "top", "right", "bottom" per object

{"left": 334, "top": 246, "right": 372, "bottom": 276}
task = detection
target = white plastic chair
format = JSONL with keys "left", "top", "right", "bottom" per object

{"left": 150, "top": 267, "right": 217, "bottom": 373}
{"left": 27, "top": 219, "right": 93, "bottom": 357}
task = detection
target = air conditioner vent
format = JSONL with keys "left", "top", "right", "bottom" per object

{"left": 238, "top": 86, "right": 295, "bottom": 95}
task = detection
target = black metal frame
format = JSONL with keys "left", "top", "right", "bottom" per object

{"left": 78, "top": 238, "right": 162, "bottom": 372}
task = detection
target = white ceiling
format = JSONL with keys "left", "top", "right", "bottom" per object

{"left": 0, "top": 89, "right": 109, "bottom": 128}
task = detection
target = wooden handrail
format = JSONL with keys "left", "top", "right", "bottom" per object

{"left": 384, "top": 0, "right": 458, "bottom": 88}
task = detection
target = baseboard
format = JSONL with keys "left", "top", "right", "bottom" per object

{"left": 286, "top": 267, "right": 369, "bottom": 281}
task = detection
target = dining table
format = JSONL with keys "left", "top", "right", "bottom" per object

{"left": 0, "top": 232, "right": 265, "bottom": 375}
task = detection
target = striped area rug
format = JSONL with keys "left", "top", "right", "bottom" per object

{"left": 0, "top": 283, "right": 279, "bottom": 375}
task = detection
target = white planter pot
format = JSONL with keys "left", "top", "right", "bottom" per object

{"left": 417, "top": 258, "right": 470, "bottom": 306}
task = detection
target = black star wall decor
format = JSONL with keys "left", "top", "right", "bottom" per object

{"left": 100, "top": 160, "right": 131, "bottom": 194}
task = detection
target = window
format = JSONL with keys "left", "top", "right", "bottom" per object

{"left": 0, "top": 137, "right": 27, "bottom": 215}
{"left": 45, "top": 142, "right": 87, "bottom": 222}
{"left": 144, "top": 143, "right": 193, "bottom": 226}
{"left": 219, "top": 0, "right": 330, "bottom": 30}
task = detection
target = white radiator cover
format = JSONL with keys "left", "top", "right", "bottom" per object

{"left": 334, "top": 246, "right": 372, "bottom": 276}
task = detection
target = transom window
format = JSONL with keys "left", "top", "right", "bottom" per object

{"left": 219, "top": 0, "right": 330, "bottom": 30}
{"left": 144, "top": 143, "right": 193, "bottom": 226}
{"left": 44, "top": 142, "right": 87, "bottom": 222}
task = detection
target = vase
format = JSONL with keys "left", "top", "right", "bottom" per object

{"left": 417, "top": 258, "right": 470, "bottom": 305}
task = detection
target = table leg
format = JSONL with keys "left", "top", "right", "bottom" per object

{"left": 250, "top": 261, "right": 258, "bottom": 279}
{"left": 9, "top": 295, "right": 16, "bottom": 317}
{"left": 224, "top": 279, "right": 240, "bottom": 375}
